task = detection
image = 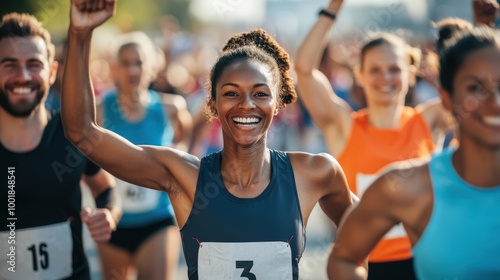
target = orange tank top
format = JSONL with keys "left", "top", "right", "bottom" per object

{"left": 338, "top": 107, "right": 434, "bottom": 263}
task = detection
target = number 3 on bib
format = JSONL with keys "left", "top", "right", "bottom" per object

{"left": 198, "top": 241, "right": 293, "bottom": 280}
{"left": 236, "top": 261, "right": 256, "bottom": 280}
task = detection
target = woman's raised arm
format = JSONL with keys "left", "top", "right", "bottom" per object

{"left": 61, "top": 0, "right": 199, "bottom": 194}
{"left": 295, "top": 0, "right": 353, "bottom": 157}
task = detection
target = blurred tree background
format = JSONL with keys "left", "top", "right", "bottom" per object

{"left": 0, "top": 0, "right": 191, "bottom": 40}
{"left": 1, "top": 0, "right": 36, "bottom": 16}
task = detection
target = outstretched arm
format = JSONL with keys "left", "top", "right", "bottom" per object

{"left": 290, "top": 152, "right": 353, "bottom": 227}
{"left": 295, "top": 0, "right": 352, "bottom": 157}
{"left": 327, "top": 165, "right": 422, "bottom": 279}
{"left": 62, "top": 0, "right": 198, "bottom": 194}
{"left": 318, "top": 154, "right": 353, "bottom": 226}
{"left": 327, "top": 178, "right": 397, "bottom": 279}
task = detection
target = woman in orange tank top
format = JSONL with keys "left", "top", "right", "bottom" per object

{"left": 295, "top": 1, "right": 451, "bottom": 279}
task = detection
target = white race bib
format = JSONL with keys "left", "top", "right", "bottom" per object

{"left": 0, "top": 221, "right": 73, "bottom": 280}
{"left": 116, "top": 178, "right": 161, "bottom": 213}
{"left": 356, "top": 173, "right": 407, "bottom": 239}
{"left": 198, "top": 241, "right": 293, "bottom": 280}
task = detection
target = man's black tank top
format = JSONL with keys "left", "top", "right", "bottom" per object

{"left": 0, "top": 111, "right": 100, "bottom": 279}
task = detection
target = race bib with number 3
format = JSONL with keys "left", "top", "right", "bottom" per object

{"left": 198, "top": 241, "right": 293, "bottom": 280}
{"left": 0, "top": 221, "right": 73, "bottom": 280}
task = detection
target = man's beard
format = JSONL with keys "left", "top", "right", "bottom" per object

{"left": 0, "top": 87, "right": 45, "bottom": 117}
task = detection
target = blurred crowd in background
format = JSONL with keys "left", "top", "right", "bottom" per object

{"left": 1, "top": 0, "right": 484, "bottom": 160}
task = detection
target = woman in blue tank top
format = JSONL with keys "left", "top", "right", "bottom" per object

{"left": 62, "top": 2, "right": 355, "bottom": 279}
{"left": 96, "top": 31, "right": 192, "bottom": 280}
{"left": 328, "top": 27, "right": 500, "bottom": 279}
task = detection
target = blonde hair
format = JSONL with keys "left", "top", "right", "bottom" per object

{"left": 110, "top": 31, "right": 158, "bottom": 74}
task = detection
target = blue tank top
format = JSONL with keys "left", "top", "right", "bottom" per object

{"left": 180, "top": 150, "right": 305, "bottom": 280}
{"left": 412, "top": 148, "right": 500, "bottom": 279}
{"left": 102, "top": 90, "right": 174, "bottom": 227}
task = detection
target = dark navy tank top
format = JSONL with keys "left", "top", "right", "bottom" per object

{"left": 180, "top": 150, "right": 305, "bottom": 280}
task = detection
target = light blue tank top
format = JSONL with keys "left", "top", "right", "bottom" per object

{"left": 102, "top": 90, "right": 174, "bottom": 227}
{"left": 412, "top": 148, "right": 500, "bottom": 279}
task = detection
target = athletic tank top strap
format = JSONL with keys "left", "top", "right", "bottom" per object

{"left": 181, "top": 149, "right": 305, "bottom": 280}
{"left": 412, "top": 148, "right": 500, "bottom": 280}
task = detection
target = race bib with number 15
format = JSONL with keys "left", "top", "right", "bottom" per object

{"left": 0, "top": 221, "right": 73, "bottom": 280}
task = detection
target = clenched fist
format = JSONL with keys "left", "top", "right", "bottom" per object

{"left": 70, "top": 0, "right": 117, "bottom": 33}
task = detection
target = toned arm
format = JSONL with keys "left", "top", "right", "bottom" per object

{"left": 61, "top": 0, "right": 200, "bottom": 227}
{"left": 294, "top": 0, "right": 353, "bottom": 157}
{"left": 290, "top": 152, "right": 353, "bottom": 227}
{"left": 327, "top": 160, "right": 433, "bottom": 279}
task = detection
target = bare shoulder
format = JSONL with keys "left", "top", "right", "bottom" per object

{"left": 144, "top": 145, "right": 201, "bottom": 194}
{"left": 364, "top": 157, "right": 434, "bottom": 241}
{"left": 287, "top": 151, "right": 342, "bottom": 185}
{"left": 377, "top": 158, "right": 431, "bottom": 192}
{"left": 365, "top": 158, "right": 432, "bottom": 212}
{"left": 137, "top": 145, "right": 201, "bottom": 227}
{"left": 150, "top": 146, "right": 200, "bottom": 171}
{"left": 287, "top": 151, "right": 352, "bottom": 225}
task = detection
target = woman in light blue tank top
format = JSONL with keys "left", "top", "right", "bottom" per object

{"left": 96, "top": 31, "right": 192, "bottom": 280}
{"left": 328, "top": 27, "right": 500, "bottom": 279}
